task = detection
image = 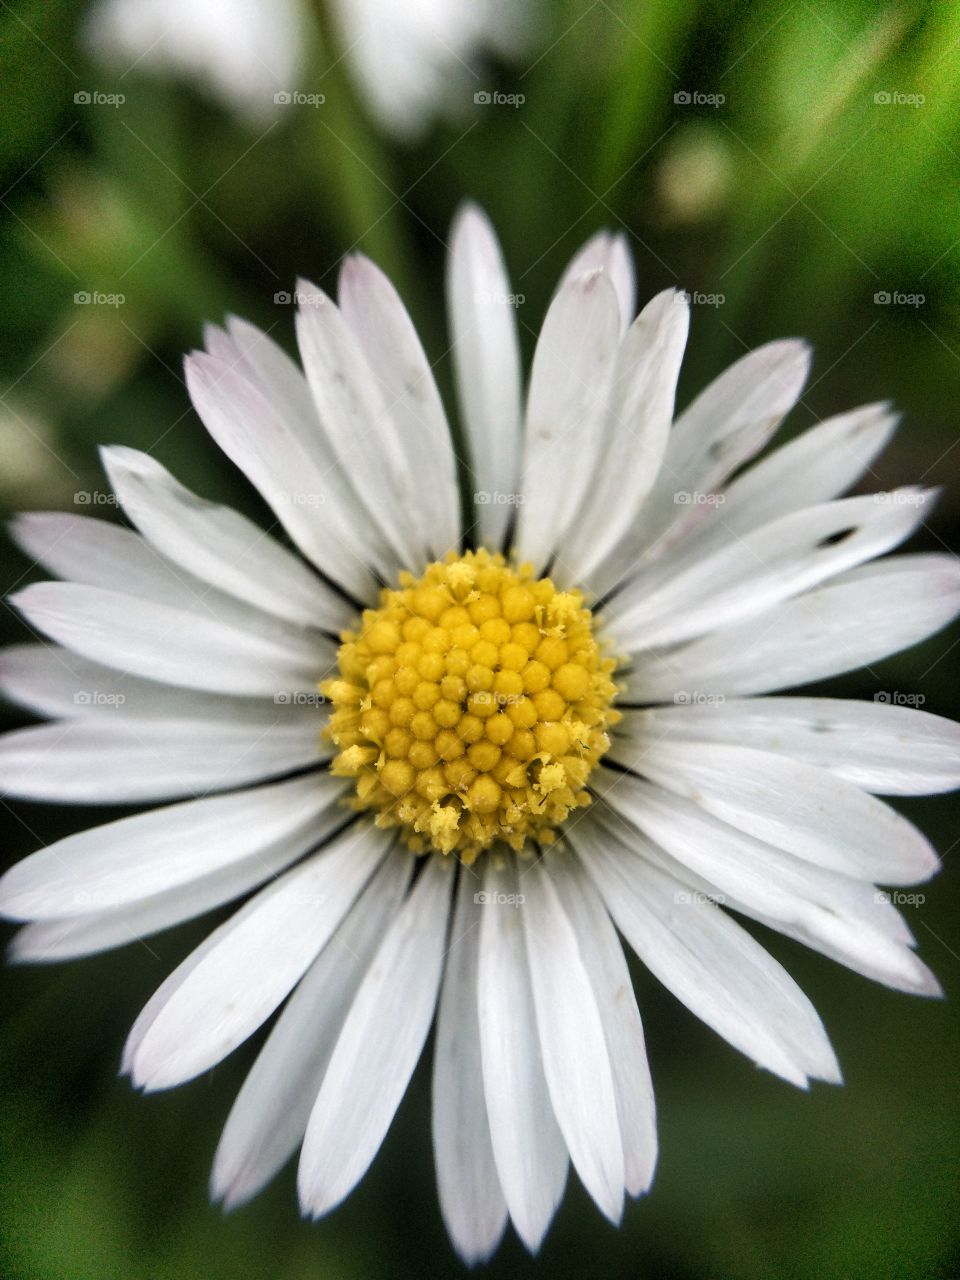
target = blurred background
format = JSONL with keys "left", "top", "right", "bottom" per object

{"left": 1, "top": 0, "right": 959, "bottom": 1276}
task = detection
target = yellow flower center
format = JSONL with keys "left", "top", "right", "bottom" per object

{"left": 322, "top": 549, "right": 620, "bottom": 862}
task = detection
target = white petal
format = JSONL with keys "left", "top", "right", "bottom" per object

{"left": 624, "top": 554, "right": 960, "bottom": 698}
{"left": 10, "top": 582, "right": 332, "bottom": 697}
{"left": 610, "top": 739, "right": 939, "bottom": 884}
{"left": 547, "top": 852, "right": 657, "bottom": 1197}
{"left": 596, "top": 804, "right": 938, "bottom": 997}
{"left": 0, "top": 644, "right": 314, "bottom": 722}
{"left": 294, "top": 284, "right": 425, "bottom": 569}
{"left": 0, "top": 773, "right": 338, "bottom": 920}
{"left": 184, "top": 351, "right": 381, "bottom": 601}
{"left": 11, "top": 794, "right": 350, "bottom": 962}
{"left": 11, "top": 512, "right": 197, "bottom": 606}
{"left": 100, "top": 447, "right": 349, "bottom": 630}
{"left": 596, "top": 774, "right": 940, "bottom": 997}
{"left": 621, "top": 403, "right": 899, "bottom": 599}
{"left": 327, "top": 0, "right": 533, "bottom": 141}
{"left": 514, "top": 270, "right": 621, "bottom": 571}
{"left": 339, "top": 254, "right": 461, "bottom": 558}
{"left": 623, "top": 696, "right": 960, "bottom": 795}
{"left": 558, "top": 230, "right": 636, "bottom": 334}
{"left": 0, "top": 715, "right": 324, "bottom": 803}
{"left": 330, "top": 0, "right": 440, "bottom": 140}
{"left": 574, "top": 819, "right": 841, "bottom": 1087}
{"left": 521, "top": 857, "right": 624, "bottom": 1222}
{"left": 432, "top": 871, "right": 508, "bottom": 1265}
{"left": 82, "top": 0, "right": 306, "bottom": 123}
{"left": 211, "top": 850, "right": 413, "bottom": 1209}
{"left": 202, "top": 321, "right": 237, "bottom": 363}
{"left": 206, "top": 313, "right": 384, "bottom": 574}
{"left": 477, "top": 859, "right": 568, "bottom": 1252}
{"left": 723, "top": 891, "right": 940, "bottom": 996}
{"left": 12, "top": 511, "right": 338, "bottom": 684}
{"left": 610, "top": 800, "right": 918, "bottom": 954}
{"left": 447, "top": 203, "right": 523, "bottom": 548}
{"left": 220, "top": 317, "right": 329, "bottom": 459}
{"left": 713, "top": 402, "right": 898, "bottom": 534}
{"left": 122, "top": 900, "right": 233, "bottom": 1076}
{"left": 298, "top": 855, "right": 454, "bottom": 1216}
{"left": 666, "top": 336, "right": 812, "bottom": 496}
{"left": 632, "top": 339, "right": 811, "bottom": 560}
{"left": 127, "top": 821, "right": 388, "bottom": 1090}
{"left": 13, "top": 509, "right": 338, "bottom": 653}
{"left": 607, "top": 488, "right": 936, "bottom": 651}
{"left": 560, "top": 290, "right": 689, "bottom": 589}
{"left": 13, "top": 509, "right": 310, "bottom": 647}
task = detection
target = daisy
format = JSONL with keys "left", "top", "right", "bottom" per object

{"left": 83, "top": 0, "right": 311, "bottom": 124}
{"left": 84, "top": 0, "right": 539, "bottom": 138}
{"left": 2, "top": 204, "right": 960, "bottom": 1263}
{"left": 328, "top": 0, "right": 541, "bottom": 140}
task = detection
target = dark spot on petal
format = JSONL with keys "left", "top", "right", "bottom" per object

{"left": 818, "top": 526, "right": 858, "bottom": 548}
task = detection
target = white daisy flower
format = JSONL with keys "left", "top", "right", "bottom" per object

{"left": 83, "top": 0, "right": 539, "bottom": 138}
{"left": 328, "top": 0, "right": 541, "bottom": 140}
{"left": 83, "top": 0, "right": 311, "bottom": 123}
{"left": 2, "top": 204, "right": 959, "bottom": 1263}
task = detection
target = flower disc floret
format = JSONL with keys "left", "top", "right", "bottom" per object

{"left": 323, "top": 550, "right": 620, "bottom": 861}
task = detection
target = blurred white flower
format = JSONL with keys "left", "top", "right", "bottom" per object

{"left": 83, "top": 0, "right": 540, "bottom": 137}
{"left": 83, "top": 0, "right": 311, "bottom": 123}
{"left": 329, "top": 0, "right": 541, "bottom": 139}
